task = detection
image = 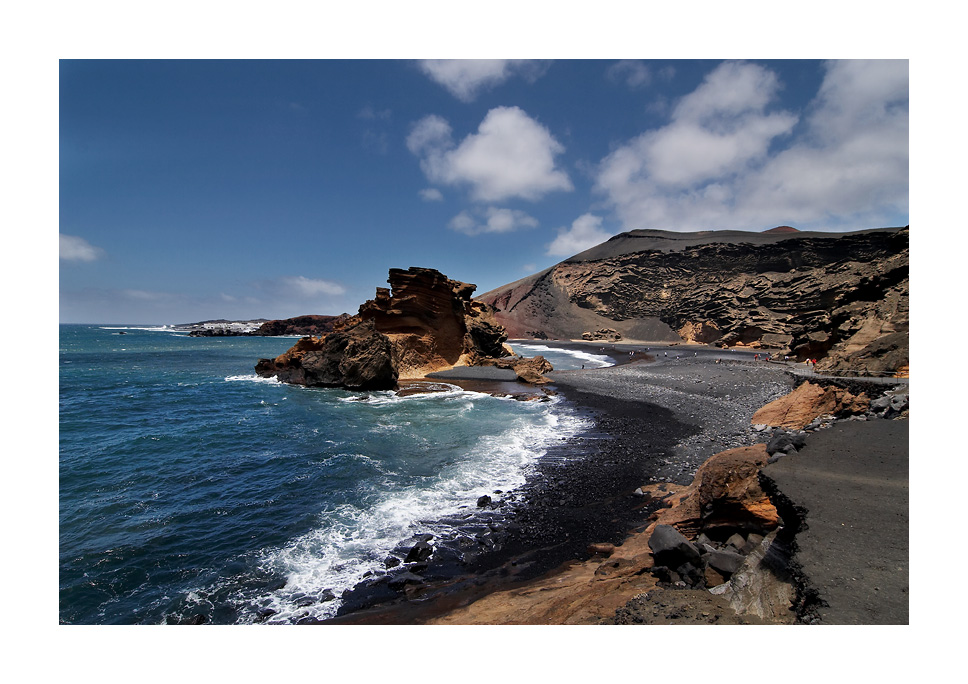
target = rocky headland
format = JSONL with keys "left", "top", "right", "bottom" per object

{"left": 255, "top": 267, "right": 552, "bottom": 390}
{"left": 478, "top": 226, "right": 908, "bottom": 376}
{"left": 185, "top": 314, "right": 350, "bottom": 337}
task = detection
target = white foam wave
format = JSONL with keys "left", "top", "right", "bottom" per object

{"left": 241, "top": 396, "right": 591, "bottom": 623}
{"left": 338, "top": 384, "right": 489, "bottom": 407}
{"left": 224, "top": 374, "right": 282, "bottom": 384}
{"left": 99, "top": 325, "right": 177, "bottom": 332}
{"left": 511, "top": 343, "right": 613, "bottom": 368}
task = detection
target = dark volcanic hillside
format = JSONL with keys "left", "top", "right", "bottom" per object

{"left": 478, "top": 226, "right": 909, "bottom": 374}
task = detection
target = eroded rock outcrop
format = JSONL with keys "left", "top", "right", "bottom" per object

{"left": 750, "top": 381, "right": 870, "bottom": 429}
{"left": 479, "top": 226, "right": 908, "bottom": 375}
{"left": 582, "top": 328, "right": 622, "bottom": 342}
{"left": 639, "top": 444, "right": 780, "bottom": 541}
{"left": 255, "top": 267, "right": 521, "bottom": 390}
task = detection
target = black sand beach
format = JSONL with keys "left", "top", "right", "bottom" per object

{"left": 323, "top": 343, "right": 813, "bottom": 623}
{"left": 319, "top": 341, "right": 909, "bottom": 624}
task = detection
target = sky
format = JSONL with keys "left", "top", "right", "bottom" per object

{"left": 59, "top": 58, "right": 908, "bottom": 324}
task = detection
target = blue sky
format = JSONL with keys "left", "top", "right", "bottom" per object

{"left": 59, "top": 58, "right": 908, "bottom": 324}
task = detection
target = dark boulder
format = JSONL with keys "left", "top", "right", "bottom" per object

{"left": 766, "top": 430, "right": 807, "bottom": 456}
{"left": 648, "top": 524, "right": 702, "bottom": 568}
{"left": 705, "top": 549, "right": 746, "bottom": 576}
{"left": 404, "top": 541, "right": 433, "bottom": 564}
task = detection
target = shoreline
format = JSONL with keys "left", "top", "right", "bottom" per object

{"left": 321, "top": 343, "right": 804, "bottom": 624}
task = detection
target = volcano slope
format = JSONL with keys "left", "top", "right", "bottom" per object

{"left": 478, "top": 226, "right": 908, "bottom": 375}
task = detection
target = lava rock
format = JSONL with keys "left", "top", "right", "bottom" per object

{"left": 705, "top": 549, "right": 746, "bottom": 576}
{"left": 649, "top": 524, "right": 702, "bottom": 568}
{"left": 404, "top": 541, "right": 433, "bottom": 563}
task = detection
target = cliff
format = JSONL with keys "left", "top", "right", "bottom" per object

{"left": 478, "top": 226, "right": 909, "bottom": 374}
{"left": 255, "top": 267, "right": 530, "bottom": 390}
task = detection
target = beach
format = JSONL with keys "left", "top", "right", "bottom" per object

{"left": 325, "top": 340, "right": 909, "bottom": 624}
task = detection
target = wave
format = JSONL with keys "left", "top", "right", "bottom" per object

{"left": 99, "top": 326, "right": 178, "bottom": 332}
{"left": 225, "top": 395, "right": 590, "bottom": 623}
{"left": 511, "top": 343, "right": 613, "bottom": 368}
{"left": 224, "top": 374, "right": 282, "bottom": 384}
{"left": 337, "top": 383, "right": 489, "bottom": 407}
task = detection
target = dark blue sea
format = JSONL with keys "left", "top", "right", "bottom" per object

{"left": 59, "top": 325, "right": 610, "bottom": 624}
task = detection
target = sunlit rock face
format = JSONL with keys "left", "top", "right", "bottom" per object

{"left": 256, "top": 267, "right": 514, "bottom": 390}
{"left": 479, "top": 226, "right": 908, "bottom": 374}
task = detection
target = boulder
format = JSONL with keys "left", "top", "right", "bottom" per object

{"left": 706, "top": 549, "right": 746, "bottom": 576}
{"left": 648, "top": 524, "right": 702, "bottom": 568}
{"left": 404, "top": 541, "right": 433, "bottom": 564}
{"left": 648, "top": 445, "right": 780, "bottom": 539}
{"left": 751, "top": 381, "right": 870, "bottom": 430}
{"left": 766, "top": 430, "right": 807, "bottom": 456}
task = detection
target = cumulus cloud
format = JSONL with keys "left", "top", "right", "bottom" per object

{"left": 418, "top": 59, "right": 550, "bottom": 102}
{"left": 546, "top": 214, "right": 614, "bottom": 256}
{"left": 60, "top": 234, "right": 103, "bottom": 261}
{"left": 595, "top": 60, "right": 908, "bottom": 232}
{"left": 448, "top": 206, "right": 539, "bottom": 236}
{"left": 408, "top": 106, "right": 572, "bottom": 202}
{"left": 419, "top": 188, "right": 444, "bottom": 202}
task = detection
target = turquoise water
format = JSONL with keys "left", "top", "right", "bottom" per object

{"left": 59, "top": 325, "right": 591, "bottom": 624}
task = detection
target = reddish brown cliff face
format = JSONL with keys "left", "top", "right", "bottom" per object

{"left": 478, "top": 226, "right": 908, "bottom": 374}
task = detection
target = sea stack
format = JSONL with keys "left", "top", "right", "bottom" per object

{"left": 255, "top": 267, "right": 519, "bottom": 390}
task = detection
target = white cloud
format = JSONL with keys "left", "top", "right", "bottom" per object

{"left": 408, "top": 106, "right": 572, "bottom": 202}
{"left": 546, "top": 214, "right": 614, "bottom": 256}
{"left": 449, "top": 206, "right": 539, "bottom": 236}
{"left": 419, "top": 188, "right": 444, "bottom": 202}
{"left": 278, "top": 276, "right": 346, "bottom": 297}
{"left": 418, "top": 59, "right": 550, "bottom": 102}
{"left": 406, "top": 114, "right": 453, "bottom": 156}
{"left": 60, "top": 234, "right": 103, "bottom": 261}
{"left": 607, "top": 60, "right": 651, "bottom": 88}
{"left": 595, "top": 60, "right": 908, "bottom": 232}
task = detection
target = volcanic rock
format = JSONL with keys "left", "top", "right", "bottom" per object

{"left": 641, "top": 444, "right": 780, "bottom": 539}
{"left": 255, "top": 267, "right": 529, "bottom": 390}
{"left": 254, "top": 314, "right": 351, "bottom": 337}
{"left": 255, "top": 318, "right": 397, "bottom": 390}
{"left": 581, "top": 328, "right": 622, "bottom": 341}
{"left": 751, "top": 381, "right": 870, "bottom": 430}
{"left": 478, "top": 226, "right": 908, "bottom": 374}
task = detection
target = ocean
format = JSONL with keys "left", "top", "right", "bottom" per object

{"left": 58, "top": 325, "right": 610, "bottom": 624}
